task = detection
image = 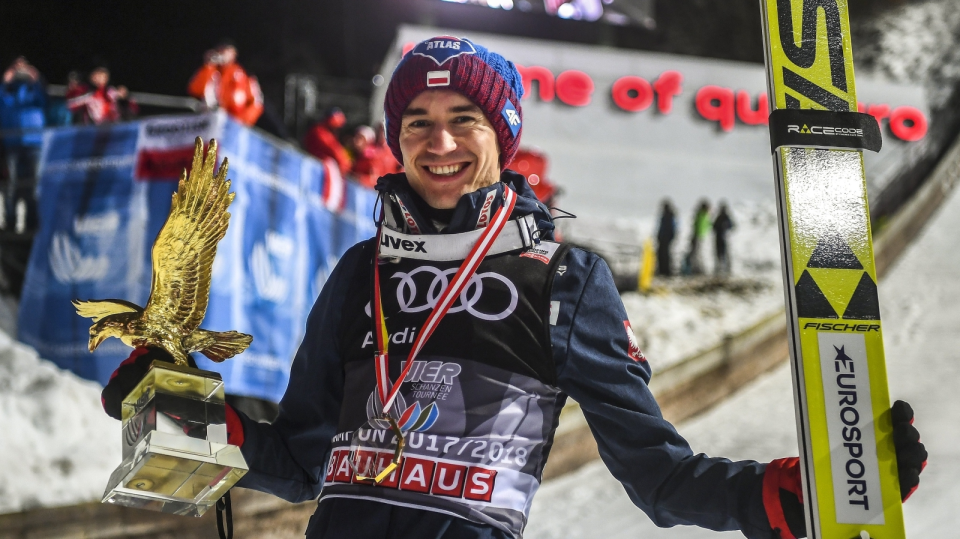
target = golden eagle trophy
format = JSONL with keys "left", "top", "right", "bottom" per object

{"left": 74, "top": 138, "right": 251, "bottom": 516}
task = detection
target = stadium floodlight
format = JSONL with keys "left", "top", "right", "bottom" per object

{"left": 437, "top": 0, "right": 654, "bottom": 27}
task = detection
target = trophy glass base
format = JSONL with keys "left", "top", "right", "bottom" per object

{"left": 101, "top": 361, "right": 248, "bottom": 516}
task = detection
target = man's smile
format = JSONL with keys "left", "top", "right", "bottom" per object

{"left": 421, "top": 161, "right": 473, "bottom": 183}
{"left": 425, "top": 163, "right": 466, "bottom": 176}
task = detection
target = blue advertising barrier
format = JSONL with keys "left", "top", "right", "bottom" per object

{"left": 18, "top": 112, "right": 378, "bottom": 402}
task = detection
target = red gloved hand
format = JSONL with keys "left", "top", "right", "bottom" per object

{"left": 100, "top": 347, "right": 188, "bottom": 420}
{"left": 763, "top": 400, "right": 927, "bottom": 539}
{"left": 101, "top": 347, "right": 245, "bottom": 447}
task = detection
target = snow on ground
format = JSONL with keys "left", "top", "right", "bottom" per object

{"left": 527, "top": 165, "right": 960, "bottom": 538}
{"left": 0, "top": 330, "right": 118, "bottom": 513}
{"left": 613, "top": 200, "right": 784, "bottom": 370}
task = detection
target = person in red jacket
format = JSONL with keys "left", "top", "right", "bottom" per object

{"left": 509, "top": 147, "right": 559, "bottom": 207}
{"left": 349, "top": 125, "right": 379, "bottom": 189}
{"left": 66, "top": 64, "right": 136, "bottom": 125}
{"left": 303, "top": 107, "right": 352, "bottom": 174}
{"left": 187, "top": 40, "right": 264, "bottom": 126}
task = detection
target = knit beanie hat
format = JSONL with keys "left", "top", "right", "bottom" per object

{"left": 383, "top": 36, "right": 525, "bottom": 169}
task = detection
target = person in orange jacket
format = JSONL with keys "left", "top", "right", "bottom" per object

{"left": 187, "top": 40, "right": 263, "bottom": 126}
{"left": 303, "top": 107, "right": 352, "bottom": 175}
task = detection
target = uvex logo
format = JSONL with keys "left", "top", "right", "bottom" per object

{"left": 787, "top": 124, "right": 863, "bottom": 137}
{"left": 381, "top": 233, "right": 427, "bottom": 253}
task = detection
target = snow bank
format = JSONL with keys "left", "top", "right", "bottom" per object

{"left": 0, "top": 330, "right": 117, "bottom": 513}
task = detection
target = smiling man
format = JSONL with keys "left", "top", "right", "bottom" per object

{"left": 101, "top": 36, "right": 925, "bottom": 539}
{"left": 399, "top": 91, "right": 504, "bottom": 209}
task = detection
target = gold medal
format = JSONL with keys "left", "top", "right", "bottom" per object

{"left": 348, "top": 415, "right": 405, "bottom": 484}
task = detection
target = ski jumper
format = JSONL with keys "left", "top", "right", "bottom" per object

{"left": 234, "top": 171, "right": 778, "bottom": 539}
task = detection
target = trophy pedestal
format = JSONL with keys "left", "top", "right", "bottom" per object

{"left": 102, "top": 361, "right": 248, "bottom": 516}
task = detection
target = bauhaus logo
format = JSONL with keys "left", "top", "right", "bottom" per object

{"left": 326, "top": 448, "right": 498, "bottom": 502}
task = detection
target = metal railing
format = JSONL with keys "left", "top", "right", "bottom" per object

{"left": 47, "top": 84, "right": 202, "bottom": 112}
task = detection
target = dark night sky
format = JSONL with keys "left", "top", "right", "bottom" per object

{"left": 0, "top": 0, "right": 894, "bottom": 115}
{"left": 0, "top": 1, "right": 743, "bottom": 96}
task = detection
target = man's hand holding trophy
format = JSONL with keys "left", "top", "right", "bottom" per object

{"left": 74, "top": 138, "right": 251, "bottom": 517}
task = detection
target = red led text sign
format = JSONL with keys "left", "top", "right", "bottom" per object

{"left": 397, "top": 43, "right": 927, "bottom": 142}
{"left": 517, "top": 65, "right": 927, "bottom": 142}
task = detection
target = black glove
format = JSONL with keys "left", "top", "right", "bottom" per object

{"left": 892, "top": 400, "right": 927, "bottom": 501}
{"left": 770, "top": 400, "right": 927, "bottom": 539}
{"left": 100, "top": 346, "right": 194, "bottom": 420}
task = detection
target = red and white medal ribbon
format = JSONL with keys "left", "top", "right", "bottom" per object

{"left": 373, "top": 187, "right": 517, "bottom": 415}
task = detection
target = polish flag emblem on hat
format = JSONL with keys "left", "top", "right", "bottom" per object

{"left": 427, "top": 70, "right": 451, "bottom": 87}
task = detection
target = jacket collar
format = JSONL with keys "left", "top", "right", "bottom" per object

{"left": 375, "top": 170, "right": 555, "bottom": 240}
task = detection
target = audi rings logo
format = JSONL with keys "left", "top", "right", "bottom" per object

{"left": 366, "top": 267, "right": 518, "bottom": 321}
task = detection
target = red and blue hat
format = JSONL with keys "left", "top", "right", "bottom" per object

{"left": 383, "top": 36, "right": 525, "bottom": 169}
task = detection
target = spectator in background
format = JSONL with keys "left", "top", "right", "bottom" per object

{"left": 190, "top": 49, "right": 220, "bottom": 109}
{"left": 43, "top": 71, "right": 78, "bottom": 127}
{"left": 303, "top": 107, "right": 351, "bottom": 174}
{"left": 0, "top": 56, "right": 46, "bottom": 297}
{"left": 713, "top": 202, "right": 735, "bottom": 276}
{"left": 1, "top": 56, "right": 45, "bottom": 192}
{"left": 66, "top": 70, "right": 81, "bottom": 95}
{"left": 682, "top": 199, "right": 711, "bottom": 275}
{"left": 66, "top": 64, "right": 137, "bottom": 125}
{"left": 510, "top": 148, "right": 559, "bottom": 207}
{"left": 350, "top": 125, "right": 379, "bottom": 188}
{"left": 655, "top": 199, "right": 677, "bottom": 276}
{"left": 187, "top": 40, "right": 264, "bottom": 126}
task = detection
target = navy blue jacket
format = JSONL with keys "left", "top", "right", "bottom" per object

{"left": 236, "top": 172, "right": 775, "bottom": 538}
